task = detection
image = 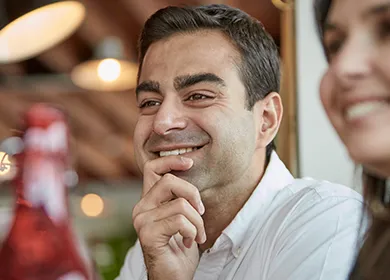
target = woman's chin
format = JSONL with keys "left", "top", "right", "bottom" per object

{"left": 348, "top": 146, "right": 390, "bottom": 178}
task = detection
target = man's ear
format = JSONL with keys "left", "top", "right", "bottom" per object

{"left": 252, "top": 92, "right": 283, "bottom": 149}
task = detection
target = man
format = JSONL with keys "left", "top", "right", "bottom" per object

{"left": 117, "top": 4, "right": 363, "bottom": 280}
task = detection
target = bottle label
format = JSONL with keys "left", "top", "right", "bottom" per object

{"left": 24, "top": 122, "right": 68, "bottom": 153}
{"left": 23, "top": 121, "right": 68, "bottom": 223}
{"left": 24, "top": 157, "right": 67, "bottom": 223}
{"left": 57, "top": 272, "right": 86, "bottom": 280}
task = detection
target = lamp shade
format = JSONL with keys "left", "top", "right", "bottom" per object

{"left": 70, "top": 58, "right": 138, "bottom": 92}
{"left": 271, "top": 0, "right": 292, "bottom": 10}
{"left": 70, "top": 37, "right": 138, "bottom": 92}
{"left": 0, "top": 1, "right": 86, "bottom": 64}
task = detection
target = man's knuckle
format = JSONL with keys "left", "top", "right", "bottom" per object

{"left": 176, "top": 197, "right": 189, "bottom": 210}
{"left": 132, "top": 213, "right": 143, "bottom": 231}
{"left": 162, "top": 173, "right": 175, "bottom": 182}
{"left": 175, "top": 214, "right": 187, "bottom": 227}
{"left": 138, "top": 226, "right": 152, "bottom": 244}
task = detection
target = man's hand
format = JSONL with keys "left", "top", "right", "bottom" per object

{"left": 132, "top": 156, "right": 206, "bottom": 280}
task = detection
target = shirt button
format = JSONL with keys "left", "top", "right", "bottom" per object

{"left": 207, "top": 249, "right": 211, "bottom": 253}
{"left": 236, "top": 247, "right": 241, "bottom": 256}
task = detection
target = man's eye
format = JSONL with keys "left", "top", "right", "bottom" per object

{"left": 187, "top": 94, "right": 208, "bottom": 101}
{"left": 139, "top": 100, "right": 161, "bottom": 108}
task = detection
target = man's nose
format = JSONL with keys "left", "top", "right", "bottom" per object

{"left": 152, "top": 98, "right": 188, "bottom": 135}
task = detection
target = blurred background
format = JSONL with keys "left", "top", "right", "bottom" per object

{"left": 0, "top": 0, "right": 355, "bottom": 279}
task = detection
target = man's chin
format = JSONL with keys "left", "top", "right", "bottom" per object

{"left": 169, "top": 169, "right": 200, "bottom": 188}
{"left": 170, "top": 169, "right": 192, "bottom": 179}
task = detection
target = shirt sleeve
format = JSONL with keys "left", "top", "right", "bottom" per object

{"left": 265, "top": 186, "right": 365, "bottom": 280}
{"left": 115, "top": 239, "right": 147, "bottom": 280}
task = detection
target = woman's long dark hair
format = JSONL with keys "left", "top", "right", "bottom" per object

{"left": 314, "top": 1, "right": 390, "bottom": 279}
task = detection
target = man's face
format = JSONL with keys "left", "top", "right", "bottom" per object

{"left": 134, "top": 30, "right": 259, "bottom": 192}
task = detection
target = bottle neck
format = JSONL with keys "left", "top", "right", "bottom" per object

{"left": 18, "top": 151, "right": 70, "bottom": 224}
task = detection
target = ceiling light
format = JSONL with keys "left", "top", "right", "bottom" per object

{"left": 0, "top": 1, "right": 86, "bottom": 63}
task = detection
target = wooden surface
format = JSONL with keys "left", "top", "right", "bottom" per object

{"left": 276, "top": 0, "right": 298, "bottom": 176}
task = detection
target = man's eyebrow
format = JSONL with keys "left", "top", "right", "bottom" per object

{"left": 174, "top": 73, "right": 226, "bottom": 91}
{"left": 135, "top": 80, "right": 161, "bottom": 97}
{"left": 135, "top": 73, "right": 226, "bottom": 97}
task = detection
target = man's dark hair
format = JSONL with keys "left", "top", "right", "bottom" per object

{"left": 137, "top": 4, "right": 280, "bottom": 159}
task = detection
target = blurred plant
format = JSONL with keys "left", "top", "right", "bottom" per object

{"left": 90, "top": 228, "right": 138, "bottom": 280}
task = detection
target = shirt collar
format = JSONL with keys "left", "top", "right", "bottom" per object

{"left": 222, "top": 151, "right": 295, "bottom": 257}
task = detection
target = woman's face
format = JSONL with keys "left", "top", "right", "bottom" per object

{"left": 320, "top": 0, "right": 390, "bottom": 177}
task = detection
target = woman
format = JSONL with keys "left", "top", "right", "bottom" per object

{"left": 314, "top": 0, "right": 390, "bottom": 279}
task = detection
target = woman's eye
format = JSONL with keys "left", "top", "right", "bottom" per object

{"left": 378, "top": 20, "right": 390, "bottom": 39}
{"left": 325, "top": 39, "right": 343, "bottom": 59}
{"left": 139, "top": 100, "right": 161, "bottom": 108}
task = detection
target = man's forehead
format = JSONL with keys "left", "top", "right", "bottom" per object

{"left": 146, "top": 31, "right": 238, "bottom": 63}
{"left": 139, "top": 31, "right": 239, "bottom": 81}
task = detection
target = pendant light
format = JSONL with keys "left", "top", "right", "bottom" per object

{"left": 0, "top": 1, "right": 86, "bottom": 64}
{"left": 70, "top": 36, "right": 138, "bottom": 92}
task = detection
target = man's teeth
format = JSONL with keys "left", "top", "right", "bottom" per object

{"left": 346, "top": 101, "right": 388, "bottom": 121}
{"left": 159, "top": 147, "right": 198, "bottom": 157}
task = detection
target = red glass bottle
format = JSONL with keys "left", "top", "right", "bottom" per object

{"left": 0, "top": 104, "right": 92, "bottom": 280}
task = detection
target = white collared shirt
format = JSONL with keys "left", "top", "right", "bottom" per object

{"left": 116, "top": 152, "right": 364, "bottom": 280}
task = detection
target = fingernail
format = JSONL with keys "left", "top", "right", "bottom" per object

{"left": 202, "top": 232, "right": 207, "bottom": 244}
{"left": 181, "top": 157, "right": 193, "bottom": 165}
{"left": 198, "top": 202, "right": 205, "bottom": 215}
